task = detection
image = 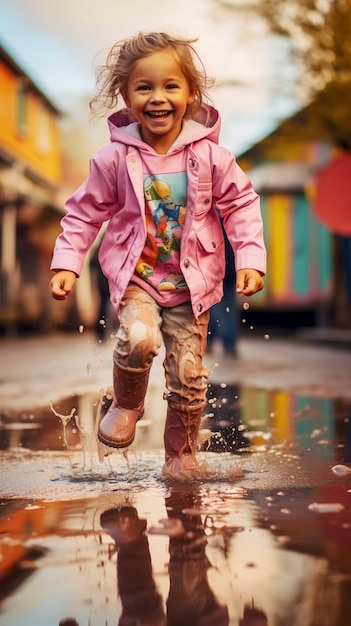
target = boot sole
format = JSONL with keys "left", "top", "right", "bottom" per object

{"left": 97, "top": 431, "right": 135, "bottom": 449}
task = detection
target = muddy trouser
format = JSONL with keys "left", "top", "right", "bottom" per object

{"left": 114, "top": 283, "right": 210, "bottom": 413}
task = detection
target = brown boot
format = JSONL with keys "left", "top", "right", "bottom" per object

{"left": 98, "top": 363, "right": 150, "bottom": 448}
{"left": 163, "top": 402, "right": 204, "bottom": 474}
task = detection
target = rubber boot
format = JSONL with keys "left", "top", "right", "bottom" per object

{"left": 163, "top": 402, "right": 204, "bottom": 474}
{"left": 98, "top": 363, "right": 150, "bottom": 448}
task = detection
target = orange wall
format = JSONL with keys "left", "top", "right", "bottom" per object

{"left": 0, "top": 59, "right": 61, "bottom": 186}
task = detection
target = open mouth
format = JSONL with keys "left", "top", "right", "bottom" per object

{"left": 146, "top": 111, "right": 172, "bottom": 120}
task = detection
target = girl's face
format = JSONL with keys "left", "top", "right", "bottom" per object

{"left": 124, "top": 48, "right": 194, "bottom": 154}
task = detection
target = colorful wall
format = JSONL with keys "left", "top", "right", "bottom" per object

{"left": 254, "top": 192, "right": 332, "bottom": 307}
{"left": 0, "top": 46, "right": 61, "bottom": 186}
{"left": 239, "top": 134, "right": 336, "bottom": 311}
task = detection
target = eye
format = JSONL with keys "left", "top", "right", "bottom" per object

{"left": 137, "top": 85, "right": 151, "bottom": 91}
{"left": 166, "top": 83, "right": 179, "bottom": 90}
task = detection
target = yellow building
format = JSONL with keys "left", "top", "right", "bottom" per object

{"left": 0, "top": 44, "right": 67, "bottom": 332}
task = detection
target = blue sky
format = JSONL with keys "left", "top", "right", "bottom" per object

{"left": 0, "top": 0, "right": 299, "bottom": 154}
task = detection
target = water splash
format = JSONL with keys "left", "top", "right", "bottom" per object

{"left": 50, "top": 401, "right": 76, "bottom": 467}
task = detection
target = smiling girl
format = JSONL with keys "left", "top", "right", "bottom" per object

{"left": 49, "top": 32, "right": 266, "bottom": 476}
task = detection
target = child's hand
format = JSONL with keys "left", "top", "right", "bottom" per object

{"left": 49, "top": 270, "right": 77, "bottom": 300}
{"left": 236, "top": 269, "right": 264, "bottom": 296}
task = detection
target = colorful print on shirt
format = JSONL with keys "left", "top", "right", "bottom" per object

{"left": 135, "top": 173, "right": 188, "bottom": 292}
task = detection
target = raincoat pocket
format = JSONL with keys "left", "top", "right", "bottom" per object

{"left": 99, "top": 223, "right": 138, "bottom": 284}
{"left": 194, "top": 224, "right": 225, "bottom": 291}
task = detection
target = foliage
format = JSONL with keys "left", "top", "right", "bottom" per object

{"left": 256, "top": 0, "right": 351, "bottom": 92}
{"left": 214, "top": 0, "right": 351, "bottom": 147}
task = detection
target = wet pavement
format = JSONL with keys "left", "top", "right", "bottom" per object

{"left": 1, "top": 327, "right": 351, "bottom": 625}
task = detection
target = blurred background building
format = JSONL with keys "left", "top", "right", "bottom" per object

{"left": 0, "top": 45, "right": 67, "bottom": 332}
{"left": 0, "top": 44, "right": 101, "bottom": 334}
{"left": 238, "top": 104, "right": 335, "bottom": 330}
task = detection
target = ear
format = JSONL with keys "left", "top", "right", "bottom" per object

{"left": 121, "top": 90, "right": 130, "bottom": 108}
{"left": 187, "top": 90, "right": 195, "bottom": 105}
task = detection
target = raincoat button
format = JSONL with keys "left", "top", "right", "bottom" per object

{"left": 204, "top": 198, "right": 210, "bottom": 204}
{"left": 211, "top": 241, "right": 216, "bottom": 248}
{"left": 184, "top": 259, "right": 190, "bottom": 268}
{"left": 197, "top": 304, "right": 203, "bottom": 312}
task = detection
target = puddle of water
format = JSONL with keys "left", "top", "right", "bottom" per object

{"left": 1, "top": 484, "right": 351, "bottom": 626}
{"left": 1, "top": 384, "right": 351, "bottom": 462}
{"left": 1, "top": 385, "right": 351, "bottom": 625}
{"left": 1, "top": 384, "right": 351, "bottom": 494}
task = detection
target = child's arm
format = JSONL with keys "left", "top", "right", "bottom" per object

{"left": 235, "top": 268, "right": 264, "bottom": 296}
{"left": 49, "top": 270, "right": 77, "bottom": 300}
{"left": 212, "top": 146, "right": 266, "bottom": 280}
{"left": 50, "top": 152, "right": 118, "bottom": 278}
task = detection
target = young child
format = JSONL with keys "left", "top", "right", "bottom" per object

{"left": 49, "top": 32, "right": 266, "bottom": 476}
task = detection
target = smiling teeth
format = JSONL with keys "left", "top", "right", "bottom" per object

{"left": 148, "top": 111, "right": 169, "bottom": 117}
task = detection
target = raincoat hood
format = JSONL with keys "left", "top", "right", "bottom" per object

{"left": 107, "top": 104, "right": 221, "bottom": 152}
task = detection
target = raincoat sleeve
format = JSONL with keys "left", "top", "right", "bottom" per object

{"left": 50, "top": 153, "right": 118, "bottom": 277}
{"left": 212, "top": 147, "right": 266, "bottom": 276}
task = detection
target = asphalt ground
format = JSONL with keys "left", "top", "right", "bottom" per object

{"left": 1, "top": 327, "right": 351, "bottom": 413}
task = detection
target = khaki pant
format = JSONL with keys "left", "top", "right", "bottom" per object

{"left": 114, "top": 283, "right": 209, "bottom": 408}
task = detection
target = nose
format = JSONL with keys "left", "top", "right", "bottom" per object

{"left": 150, "top": 87, "right": 165, "bottom": 103}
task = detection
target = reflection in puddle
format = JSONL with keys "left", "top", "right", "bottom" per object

{"left": 204, "top": 384, "right": 351, "bottom": 469}
{"left": 1, "top": 386, "right": 351, "bottom": 624}
{"left": 1, "top": 484, "right": 351, "bottom": 625}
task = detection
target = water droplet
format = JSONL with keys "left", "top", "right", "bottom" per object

{"left": 311, "top": 429, "right": 323, "bottom": 439}
{"left": 242, "top": 302, "right": 250, "bottom": 310}
{"left": 277, "top": 535, "right": 290, "bottom": 544}
{"left": 264, "top": 334, "right": 270, "bottom": 340}
{"left": 308, "top": 502, "right": 345, "bottom": 513}
{"left": 332, "top": 464, "right": 351, "bottom": 476}
{"left": 79, "top": 325, "right": 84, "bottom": 333}
{"left": 242, "top": 318, "right": 246, "bottom": 324}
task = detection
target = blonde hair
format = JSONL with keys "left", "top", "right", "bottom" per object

{"left": 90, "top": 32, "right": 213, "bottom": 118}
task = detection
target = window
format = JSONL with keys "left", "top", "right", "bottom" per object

{"left": 17, "top": 79, "right": 28, "bottom": 135}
